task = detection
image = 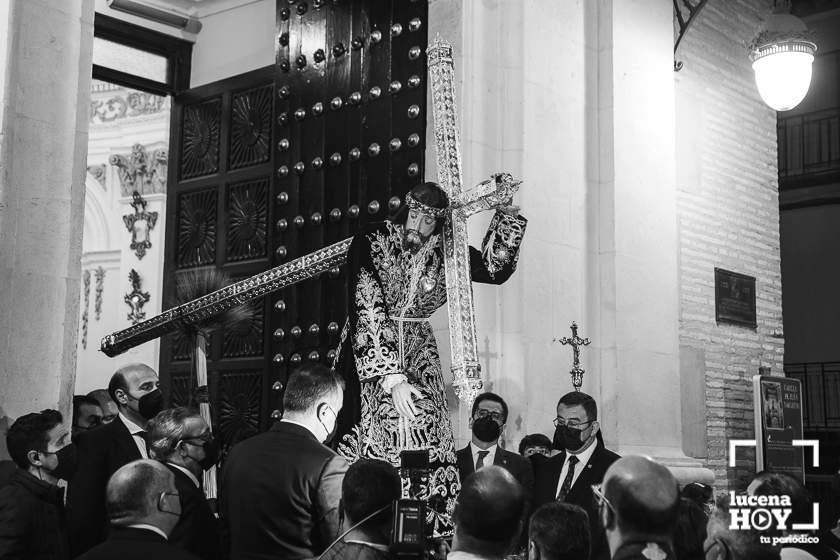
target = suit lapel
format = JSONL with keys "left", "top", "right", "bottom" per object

{"left": 112, "top": 417, "right": 142, "bottom": 464}
{"left": 546, "top": 451, "right": 566, "bottom": 496}
{"left": 493, "top": 447, "right": 508, "bottom": 468}
{"left": 457, "top": 446, "right": 475, "bottom": 478}
{"left": 567, "top": 446, "right": 603, "bottom": 499}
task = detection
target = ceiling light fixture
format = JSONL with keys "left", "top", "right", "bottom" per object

{"left": 107, "top": 0, "right": 202, "bottom": 34}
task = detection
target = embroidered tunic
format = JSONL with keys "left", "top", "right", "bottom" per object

{"left": 334, "top": 210, "right": 527, "bottom": 538}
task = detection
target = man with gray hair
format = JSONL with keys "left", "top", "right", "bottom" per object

{"left": 148, "top": 407, "right": 220, "bottom": 560}
{"left": 75, "top": 459, "right": 197, "bottom": 560}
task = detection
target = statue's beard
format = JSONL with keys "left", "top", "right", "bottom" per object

{"left": 402, "top": 229, "right": 429, "bottom": 254}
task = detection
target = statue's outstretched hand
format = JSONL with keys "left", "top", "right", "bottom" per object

{"left": 391, "top": 381, "right": 422, "bottom": 421}
{"left": 496, "top": 203, "right": 520, "bottom": 216}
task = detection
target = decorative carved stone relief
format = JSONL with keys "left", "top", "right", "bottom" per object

{"left": 110, "top": 143, "right": 168, "bottom": 196}
{"left": 125, "top": 269, "right": 150, "bottom": 325}
{"left": 90, "top": 91, "right": 167, "bottom": 124}
{"left": 87, "top": 164, "right": 107, "bottom": 188}
{"left": 94, "top": 267, "right": 106, "bottom": 321}
{"left": 123, "top": 191, "right": 159, "bottom": 260}
{"left": 81, "top": 270, "right": 91, "bottom": 349}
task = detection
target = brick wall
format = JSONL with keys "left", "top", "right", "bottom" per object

{"left": 675, "top": 0, "right": 785, "bottom": 489}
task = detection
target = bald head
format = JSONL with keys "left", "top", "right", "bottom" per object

{"left": 454, "top": 466, "right": 526, "bottom": 557}
{"left": 108, "top": 363, "right": 158, "bottom": 410}
{"left": 602, "top": 456, "right": 679, "bottom": 538}
{"left": 106, "top": 459, "right": 175, "bottom": 526}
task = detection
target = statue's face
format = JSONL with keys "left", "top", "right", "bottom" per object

{"left": 406, "top": 209, "right": 436, "bottom": 237}
{"left": 403, "top": 209, "right": 437, "bottom": 254}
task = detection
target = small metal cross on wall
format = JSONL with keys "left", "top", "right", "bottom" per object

{"left": 555, "top": 322, "right": 591, "bottom": 391}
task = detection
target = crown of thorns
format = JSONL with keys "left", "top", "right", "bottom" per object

{"left": 405, "top": 192, "right": 447, "bottom": 218}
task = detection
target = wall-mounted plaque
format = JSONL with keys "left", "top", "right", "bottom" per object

{"left": 714, "top": 268, "right": 757, "bottom": 328}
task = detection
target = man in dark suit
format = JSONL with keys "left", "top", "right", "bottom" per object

{"left": 66, "top": 363, "right": 164, "bottom": 556}
{"left": 76, "top": 459, "right": 198, "bottom": 560}
{"left": 532, "top": 391, "right": 620, "bottom": 560}
{"left": 147, "top": 407, "right": 220, "bottom": 560}
{"left": 219, "top": 364, "right": 349, "bottom": 560}
{"left": 457, "top": 392, "right": 533, "bottom": 553}
{"left": 598, "top": 456, "right": 679, "bottom": 560}
{"left": 456, "top": 392, "right": 533, "bottom": 494}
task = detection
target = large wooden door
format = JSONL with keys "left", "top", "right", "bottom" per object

{"left": 161, "top": 0, "right": 429, "bottom": 457}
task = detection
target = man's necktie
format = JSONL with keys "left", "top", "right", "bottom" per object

{"left": 557, "top": 455, "right": 579, "bottom": 501}
{"left": 135, "top": 430, "right": 149, "bottom": 456}
{"left": 475, "top": 450, "right": 490, "bottom": 471}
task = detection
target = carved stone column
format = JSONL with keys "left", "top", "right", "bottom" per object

{"left": 0, "top": 0, "right": 95, "bottom": 441}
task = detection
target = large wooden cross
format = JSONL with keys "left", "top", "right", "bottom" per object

{"left": 100, "top": 37, "right": 520, "bottom": 405}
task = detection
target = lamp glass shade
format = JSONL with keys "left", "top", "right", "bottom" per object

{"left": 752, "top": 50, "right": 814, "bottom": 111}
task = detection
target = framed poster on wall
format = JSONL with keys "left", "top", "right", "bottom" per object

{"left": 752, "top": 374, "right": 805, "bottom": 481}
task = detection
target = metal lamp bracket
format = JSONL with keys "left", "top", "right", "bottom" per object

{"left": 674, "top": 0, "right": 710, "bottom": 71}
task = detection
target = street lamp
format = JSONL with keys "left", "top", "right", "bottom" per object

{"left": 749, "top": 2, "right": 817, "bottom": 112}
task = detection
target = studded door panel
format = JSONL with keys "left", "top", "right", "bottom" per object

{"left": 161, "top": 0, "right": 428, "bottom": 454}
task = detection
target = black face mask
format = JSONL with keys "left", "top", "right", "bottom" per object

{"left": 43, "top": 444, "right": 78, "bottom": 481}
{"left": 137, "top": 389, "right": 164, "bottom": 420}
{"left": 472, "top": 416, "right": 502, "bottom": 443}
{"left": 189, "top": 438, "right": 220, "bottom": 471}
{"left": 554, "top": 425, "right": 587, "bottom": 452}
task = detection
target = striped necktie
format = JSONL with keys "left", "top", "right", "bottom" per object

{"left": 475, "top": 450, "right": 490, "bottom": 470}
{"left": 557, "top": 455, "right": 579, "bottom": 501}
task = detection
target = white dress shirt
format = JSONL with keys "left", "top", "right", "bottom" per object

{"left": 119, "top": 412, "right": 148, "bottom": 459}
{"left": 126, "top": 524, "right": 168, "bottom": 540}
{"left": 555, "top": 440, "right": 597, "bottom": 498}
{"left": 167, "top": 462, "right": 200, "bottom": 488}
{"left": 469, "top": 442, "right": 497, "bottom": 470}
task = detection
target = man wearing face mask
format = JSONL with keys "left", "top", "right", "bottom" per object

{"left": 333, "top": 180, "right": 527, "bottom": 538}
{"left": 72, "top": 395, "right": 103, "bottom": 438}
{"left": 76, "top": 460, "right": 197, "bottom": 560}
{"left": 456, "top": 392, "right": 533, "bottom": 497}
{"left": 67, "top": 363, "right": 164, "bottom": 556}
{"left": 0, "top": 409, "right": 76, "bottom": 560}
{"left": 219, "top": 364, "right": 348, "bottom": 560}
{"left": 532, "top": 391, "right": 620, "bottom": 560}
{"left": 86, "top": 389, "right": 119, "bottom": 425}
{"left": 148, "top": 407, "right": 220, "bottom": 560}
{"left": 456, "top": 392, "right": 534, "bottom": 552}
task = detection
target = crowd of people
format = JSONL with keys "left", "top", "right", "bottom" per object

{"left": 0, "top": 362, "right": 838, "bottom": 560}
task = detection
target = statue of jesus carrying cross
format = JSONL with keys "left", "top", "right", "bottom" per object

{"left": 328, "top": 39, "right": 528, "bottom": 538}
{"left": 99, "top": 37, "right": 527, "bottom": 539}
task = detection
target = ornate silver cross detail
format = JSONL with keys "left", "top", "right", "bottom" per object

{"left": 427, "top": 36, "right": 522, "bottom": 404}
{"left": 557, "top": 322, "right": 591, "bottom": 390}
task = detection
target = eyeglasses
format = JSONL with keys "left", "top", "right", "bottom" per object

{"left": 553, "top": 417, "right": 592, "bottom": 429}
{"left": 181, "top": 437, "right": 211, "bottom": 448}
{"left": 474, "top": 409, "right": 504, "bottom": 422}
{"left": 591, "top": 484, "right": 615, "bottom": 513}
